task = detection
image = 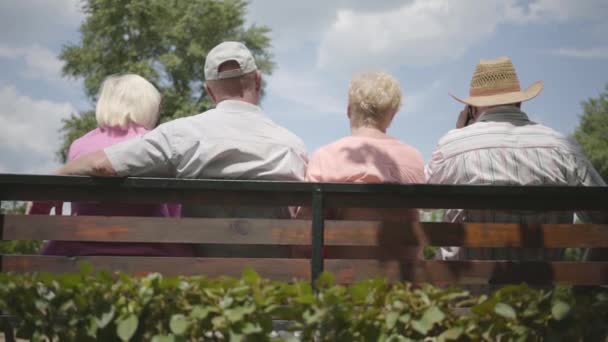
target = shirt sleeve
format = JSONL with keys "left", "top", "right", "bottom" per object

{"left": 104, "top": 126, "right": 177, "bottom": 177}
{"left": 425, "top": 148, "right": 452, "bottom": 184}
{"left": 305, "top": 151, "right": 325, "bottom": 182}
{"left": 574, "top": 156, "right": 607, "bottom": 224}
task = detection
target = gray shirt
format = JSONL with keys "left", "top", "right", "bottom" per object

{"left": 105, "top": 99, "right": 308, "bottom": 218}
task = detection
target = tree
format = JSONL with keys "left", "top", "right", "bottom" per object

{"left": 574, "top": 85, "right": 608, "bottom": 182}
{"left": 57, "top": 0, "right": 274, "bottom": 162}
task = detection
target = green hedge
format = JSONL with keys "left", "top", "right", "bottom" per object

{"left": 0, "top": 267, "right": 607, "bottom": 341}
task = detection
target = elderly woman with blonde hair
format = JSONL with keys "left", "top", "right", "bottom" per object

{"left": 30, "top": 74, "right": 194, "bottom": 256}
{"left": 300, "top": 71, "right": 424, "bottom": 222}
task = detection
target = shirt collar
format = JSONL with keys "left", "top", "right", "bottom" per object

{"left": 216, "top": 99, "right": 262, "bottom": 113}
{"left": 477, "top": 105, "right": 532, "bottom": 124}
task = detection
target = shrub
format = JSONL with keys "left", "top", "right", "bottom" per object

{"left": 0, "top": 267, "right": 606, "bottom": 341}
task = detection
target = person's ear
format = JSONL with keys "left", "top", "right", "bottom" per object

{"left": 255, "top": 71, "right": 262, "bottom": 92}
{"left": 205, "top": 83, "right": 217, "bottom": 104}
{"left": 472, "top": 106, "right": 482, "bottom": 119}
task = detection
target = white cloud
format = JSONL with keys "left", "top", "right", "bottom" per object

{"left": 0, "top": 85, "right": 76, "bottom": 173}
{"left": 552, "top": 47, "right": 608, "bottom": 59}
{"left": 0, "top": 45, "right": 65, "bottom": 82}
{"left": 402, "top": 80, "right": 443, "bottom": 115}
{"left": 310, "top": 0, "right": 608, "bottom": 70}
{"left": 0, "top": 0, "right": 83, "bottom": 45}
{"left": 317, "top": 0, "right": 515, "bottom": 69}
{"left": 522, "top": 0, "right": 608, "bottom": 22}
{"left": 267, "top": 68, "right": 346, "bottom": 115}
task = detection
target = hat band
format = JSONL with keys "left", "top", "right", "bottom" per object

{"left": 470, "top": 84, "right": 521, "bottom": 97}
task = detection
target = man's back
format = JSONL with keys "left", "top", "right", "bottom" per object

{"left": 426, "top": 106, "right": 605, "bottom": 260}
{"left": 104, "top": 100, "right": 308, "bottom": 218}
{"left": 105, "top": 99, "right": 307, "bottom": 181}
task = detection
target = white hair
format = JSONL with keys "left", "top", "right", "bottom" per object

{"left": 95, "top": 74, "right": 161, "bottom": 129}
{"left": 348, "top": 71, "right": 402, "bottom": 128}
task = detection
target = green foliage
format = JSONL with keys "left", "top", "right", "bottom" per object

{"left": 57, "top": 0, "right": 274, "bottom": 162}
{"left": 574, "top": 84, "right": 608, "bottom": 181}
{"left": 1, "top": 268, "right": 606, "bottom": 341}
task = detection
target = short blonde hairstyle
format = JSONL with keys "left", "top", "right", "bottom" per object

{"left": 95, "top": 74, "right": 161, "bottom": 129}
{"left": 348, "top": 71, "right": 402, "bottom": 128}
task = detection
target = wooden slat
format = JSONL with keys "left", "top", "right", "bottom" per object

{"left": 1, "top": 174, "right": 607, "bottom": 210}
{"left": 4, "top": 215, "right": 608, "bottom": 248}
{"left": 1, "top": 255, "right": 309, "bottom": 281}
{"left": 4, "top": 256, "right": 606, "bottom": 286}
{"left": 326, "top": 260, "right": 608, "bottom": 285}
{"left": 1, "top": 215, "right": 309, "bottom": 244}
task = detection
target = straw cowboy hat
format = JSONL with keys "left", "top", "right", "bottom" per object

{"left": 450, "top": 56, "right": 543, "bottom": 107}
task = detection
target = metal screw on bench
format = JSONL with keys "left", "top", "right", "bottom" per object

{"left": 311, "top": 186, "right": 325, "bottom": 286}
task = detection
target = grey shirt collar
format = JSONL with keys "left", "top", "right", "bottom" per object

{"left": 477, "top": 105, "right": 532, "bottom": 124}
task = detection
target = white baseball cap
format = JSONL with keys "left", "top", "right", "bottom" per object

{"left": 204, "top": 41, "right": 258, "bottom": 81}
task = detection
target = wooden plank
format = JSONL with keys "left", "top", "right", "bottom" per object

{"left": 1, "top": 174, "right": 607, "bottom": 210}
{"left": 323, "top": 221, "right": 608, "bottom": 248}
{"left": 4, "top": 215, "right": 608, "bottom": 248}
{"left": 4, "top": 255, "right": 606, "bottom": 285}
{"left": 326, "top": 260, "right": 608, "bottom": 285}
{"left": 1, "top": 215, "right": 310, "bottom": 244}
{"left": 1, "top": 255, "right": 309, "bottom": 281}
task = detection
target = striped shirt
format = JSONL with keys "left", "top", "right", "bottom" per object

{"left": 425, "top": 106, "right": 605, "bottom": 261}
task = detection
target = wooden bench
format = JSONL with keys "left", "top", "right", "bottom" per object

{"left": 1, "top": 174, "right": 608, "bottom": 341}
{"left": 1, "top": 173, "right": 607, "bottom": 286}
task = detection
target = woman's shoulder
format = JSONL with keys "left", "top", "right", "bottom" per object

{"left": 68, "top": 125, "right": 150, "bottom": 160}
{"left": 68, "top": 128, "right": 104, "bottom": 160}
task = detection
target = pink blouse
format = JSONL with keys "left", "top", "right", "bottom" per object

{"left": 303, "top": 133, "right": 424, "bottom": 220}
{"left": 37, "top": 125, "right": 194, "bottom": 256}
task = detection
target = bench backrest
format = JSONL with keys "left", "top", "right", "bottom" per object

{"left": 1, "top": 174, "right": 607, "bottom": 286}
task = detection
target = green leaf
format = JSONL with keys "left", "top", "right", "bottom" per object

{"left": 242, "top": 322, "right": 262, "bottom": 335}
{"left": 551, "top": 300, "right": 571, "bottom": 321}
{"left": 220, "top": 296, "right": 234, "bottom": 308}
{"left": 422, "top": 305, "right": 446, "bottom": 325}
{"left": 303, "top": 308, "right": 326, "bottom": 324}
{"left": 315, "top": 272, "right": 335, "bottom": 288}
{"left": 242, "top": 268, "right": 260, "bottom": 284}
{"left": 96, "top": 306, "right": 115, "bottom": 328}
{"left": 438, "top": 327, "right": 463, "bottom": 341}
{"left": 170, "top": 314, "right": 189, "bottom": 335}
{"left": 87, "top": 317, "right": 98, "bottom": 338}
{"left": 229, "top": 330, "right": 244, "bottom": 342}
{"left": 385, "top": 311, "right": 399, "bottom": 330}
{"left": 191, "top": 305, "right": 210, "bottom": 320}
{"left": 494, "top": 303, "right": 517, "bottom": 320}
{"left": 117, "top": 314, "right": 139, "bottom": 341}
{"left": 411, "top": 319, "right": 431, "bottom": 335}
{"left": 34, "top": 300, "right": 48, "bottom": 314}
{"left": 152, "top": 335, "right": 175, "bottom": 342}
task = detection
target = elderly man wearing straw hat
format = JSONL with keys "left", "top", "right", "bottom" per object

{"left": 426, "top": 56, "right": 606, "bottom": 262}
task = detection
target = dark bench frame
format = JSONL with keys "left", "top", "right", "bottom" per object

{"left": 1, "top": 173, "right": 607, "bottom": 284}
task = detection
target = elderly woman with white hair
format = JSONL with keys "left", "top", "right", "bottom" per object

{"left": 30, "top": 74, "right": 194, "bottom": 256}
{"left": 300, "top": 71, "right": 424, "bottom": 221}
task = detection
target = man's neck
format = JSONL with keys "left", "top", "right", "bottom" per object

{"left": 351, "top": 125, "right": 389, "bottom": 138}
{"left": 215, "top": 95, "right": 258, "bottom": 107}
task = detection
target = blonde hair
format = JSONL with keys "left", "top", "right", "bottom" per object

{"left": 348, "top": 71, "right": 402, "bottom": 128}
{"left": 95, "top": 74, "right": 161, "bottom": 129}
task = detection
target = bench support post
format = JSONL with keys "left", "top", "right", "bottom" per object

{"left": 311, "top": 187, "right": 325, "bottom": 285}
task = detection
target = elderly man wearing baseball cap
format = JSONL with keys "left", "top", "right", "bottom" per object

{"left": 426, "top": 56, "right": 606, "bottom": 262}
{"left": 57, "top": 42, "right": 307, "bottom": 219}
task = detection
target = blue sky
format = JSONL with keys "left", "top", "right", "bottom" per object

{"left": 1, "top": 0, "right": 607, "bottom": 174}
